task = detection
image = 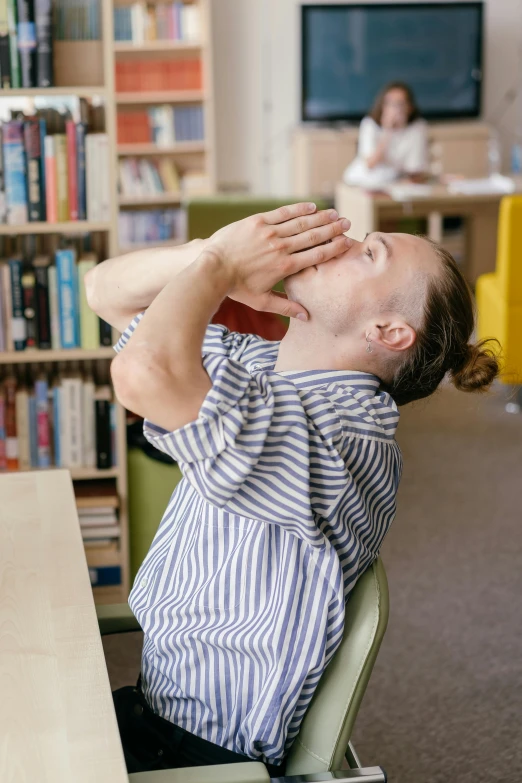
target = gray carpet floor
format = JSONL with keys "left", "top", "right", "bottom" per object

{"left": 104, "top": 384, "right": 522, "bottom": 782}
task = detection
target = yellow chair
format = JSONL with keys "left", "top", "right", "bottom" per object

{"left": 476, "top": 195, "right": 522, "bottom": 386}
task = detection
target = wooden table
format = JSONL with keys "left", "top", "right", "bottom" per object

{"left": 335, "top": 181, "right": 522, "bottom": 284}
{"left": 0, "top": 470, "right": 128, "bottom": 783}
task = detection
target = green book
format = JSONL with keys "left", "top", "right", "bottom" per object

{"left": 78, "top": 255, "right": 99, "bottom": 350}
{"left": 6, "top": 0, "right": 19, "bottom": 89}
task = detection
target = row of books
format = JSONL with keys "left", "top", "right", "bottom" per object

{"left": 119, "top": 158, "right": 180, "bottom": 198}
{"left": 54, "top": 0, "right": 100, "bottom": 41}
{"left": 118, "top": 105, "right": 204, "bottom": 146}
{"left": 0, "top": 116, "right": 109, "bottom": 224}
{"left": 0, "top": 0, "right": 53, "bottom": 89}
{"left": 114, "top": 2, "right": 201, "bottom": 44}
{"left": 0, "top": 372, "right": 116, "bottom": 471}
{"left": 118, "top": 208, "right": 183, "bottom": 247}
{"left": 115, "top": 59, "right": 202, "bottom": 93}
{"left": 0, "top": 250, "right": 112, "bottom": 352}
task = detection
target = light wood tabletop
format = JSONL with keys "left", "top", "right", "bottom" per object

{"left": 0, "top": 470, "right": 128, "bottom": 783}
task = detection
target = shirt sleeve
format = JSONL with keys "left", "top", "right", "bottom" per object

{"left": 142, "top": 361, "right": 342, "bottom": 546}
{"left": 358, "top": 117, "right": 380, "bottom": 159}
{"left": 402, "top": 121, "right": 428, "bottom": 173}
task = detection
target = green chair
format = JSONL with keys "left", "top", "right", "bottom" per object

{"left": 97, "top": 558, "right": 389, "bottom": 782}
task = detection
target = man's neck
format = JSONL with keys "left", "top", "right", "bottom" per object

{"left": 275, "top": 320, "right": 372, "bottom": 374}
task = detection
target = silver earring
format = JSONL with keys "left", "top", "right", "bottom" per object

{"left": 366, "top": 334, "right": 373, "bottom": 353}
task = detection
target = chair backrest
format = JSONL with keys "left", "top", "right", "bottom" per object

{"left": 285, "top": 558, "right": 389, "bottom": 776}
{"left": 495, "top": 195, "right": 522, "bottom": 304}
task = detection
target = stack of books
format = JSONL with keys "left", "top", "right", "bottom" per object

{"left": 0, "top": 112, "right": 110, "bottom": 225}
{"left": 74, "top": 481, "right": 122, "bottom": 588}
{"left": 118, "top": 208, "right": 183, "bottom": 247}
{"left": 114, "top": 2, "right": 201, "bottom": 43}
{"left": 118, "top": 105, "right": 204, "bottom": 145}
{"left": 54, "top": 0, "right": 100, "bottom": 41}
{"left": 0, "top": 249, "right": 112, "bottom": 352}
{"left": 115, "top": 58, "right": 202, "bottom": 92}
{"left": 119, "top": 158, "right": 180, "bottom": 199}
{"left": 0, "top": 369, "right": 116, "bottom": 472}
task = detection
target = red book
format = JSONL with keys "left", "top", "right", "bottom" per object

{"left": 66, "top": 121, "right": 78, "bottom": 220}
{"left": 4, "top": 377, "right": 19, "bottom": 471}
{"left": 44, "top": 136, "right": 58, "bottom": 223}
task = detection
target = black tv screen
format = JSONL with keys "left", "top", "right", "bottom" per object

{"left": 301, "top": 2, "right": 484, "bottom": 122}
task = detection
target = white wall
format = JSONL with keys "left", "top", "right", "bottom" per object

{"left": 211, "top": 0, "right": 522, "bottom": 195}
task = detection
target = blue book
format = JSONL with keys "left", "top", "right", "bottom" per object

{"left": 55, "top": 248, "right": 80, "bottom": 348}
{"left": 88, "top": 565, "right": 121, "bottom": 587}
{"left": 3, "top": 120, "right": 28, "bottom": 225}
{"left": 35, "top": 378, "right": 50, "bottom": 467}
{"left": 28, "top": 393, "right": 37, "bottom": 467}
{"left": 76, "top": 122, "right": 87, "bottom": 220}
{"left": 53, "top": 384, "right": 61, "bottom": 466}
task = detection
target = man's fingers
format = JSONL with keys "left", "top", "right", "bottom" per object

{"left": 261, "top": 202, "right": 317, "bottom": 226}
{"left": 276, "top": 209, "right": 345, "bottom": 238}
{"left": 261, "top": 291, "right": 309, "bottom": 321}
{"left": 288, "top": 234, "right": 352, "bottom": 274}
{"left": 287, "top": 218, "right": 351, "bottom": 254}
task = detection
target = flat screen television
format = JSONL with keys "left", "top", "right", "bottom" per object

{"left": 301, "top": 3, "right": 484, "bottom": 123}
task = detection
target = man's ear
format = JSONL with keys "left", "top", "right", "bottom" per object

{"left": 371, "top": 321, "right": 416, "bottom": 353}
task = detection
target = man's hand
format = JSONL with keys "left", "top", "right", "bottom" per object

{"left": 207, "top": 202, "right": 352, "bottom": 320}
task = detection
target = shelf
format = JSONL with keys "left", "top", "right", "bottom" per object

{"left": 0, "top": 221, "right": 112, "bottom": 235}
{"left": 118, "top": 141, "right": 205, "bottom": 156}
{"left": 9, "top": 466, "right": 120, "bottom": 480}
{"left": 119, "top": 193, "right": 182, "bottom": 206}
{"left": 116, "top": 90, "right": 204, "bottom": 104}
{"left": 0, "top": 86, "right": 108, "bottom": 98}
{"left": 118, "top": 237, "right": 184, "bottom": 253}
{"left": 114, "top": 41, "right": 203, "bottom": 55}
{"left": 0, "top": 347, "right": 115, "bottom": 364}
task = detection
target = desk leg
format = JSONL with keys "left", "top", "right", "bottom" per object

{"left": 428, "top": 211, "right": 443, "bottom": 242}
{"left": 465, "top": 204, "right": 499, "bottom": 285}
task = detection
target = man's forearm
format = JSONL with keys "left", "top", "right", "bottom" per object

{"left": 110, "top": 249, "right": 232, "bottom": 431}
{"left": 85, "top": 238, "right": 209, "bottom": 332}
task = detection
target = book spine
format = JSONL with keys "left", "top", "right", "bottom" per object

{"left": 97, "top": 134, "right": 110, "bottom": 217}
{"left": 4, "top": 375, "right": 18, "bottom": 470}
{"left": 0, "top": 392, "right": 7, "bottom": 469}
{"left": 55, "top": 248, "right": 79, "bottom": 348}
{"left": 21, "top": 267, "right": 36, "bottom": 348}
{"left": 54, "top": 134, "right": 68, "bottom": 222}
{"left": 8, "top": 257, "right": 25, "bottom": 350}
{"left": 15, "top": 387, "right": 30, "bottom": 469}
{"left": 47, "top": 262, "right": 59, "bottom": 349}
{"left": 0, "top": 261, "right": 5, "bottom": 351}
{"left": 16, "top": 0, "right": 36, "bottom": 89}
{"left": 62, "top": 377, "right": 83, "bottom": 467}
{"left": 35, "top": 376, "right": 50, "bottom": 466}
{"left": 3, "top": 120, "right": 28, "bottom": 225}
{"left": 78, "top": 259, "right": 98, "bottom": 349}
{"left": 52, "top": 382, "right": 60, "bottom": 466}
{"left": 44, "top": 134, "right": 57, "bottom": 222}
{"left": 82, "top": 377, "right": 95, "bottom": 468}
{"left": 99, "top": 318, "right": 112, "bottom": 346}
{"left": 23, "top": 117, "right": 44, "bottom": 221}
{"left": 76, "top": 122, "right": 87, "bottom": 221}
{"left": 88, "top": 565, "right": 122, "bottom": 587}
{"left": 85, "top": 133, "right": 98, "bottom": 221}
{"left": 28, "top": 391, "right": 36, "bottom": 466}
{"left": 38, "top": 118, "right": 46, "bottom": 214}
{"left": 7, "top": 0, "right": 20, "bottom": 89}
{"left": 95, "top": 392, "right": 112, "bottom": 469}
{"left": 65, "top": 120, "right": 78, "bottom": 220}
{"left": 34, "top": 0, "right": 51, "bottom": 87}
{"left": 110, "top": 402, "right": 117, "bottom": 467}
{"left": 0, "top": 125, "right": 6, "bottom": 223}
{"left": 1, "top": 261, "right": 13, "bottom": 350}
{"left": 34, "top": 262, "right": 51, "bottom": 349}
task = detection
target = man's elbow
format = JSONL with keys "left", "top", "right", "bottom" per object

{"left": 110, "top": 350, "right": 180, "bottom": 418}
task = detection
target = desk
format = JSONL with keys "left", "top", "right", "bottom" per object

{"left": 0, "top": 470, "right": 128, "bottom": 783}
{"left": 335, "top": 182, "right": 521, "bottom": 284}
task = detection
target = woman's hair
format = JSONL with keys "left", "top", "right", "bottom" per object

{"left": 383, "top": 239, "right": 500, "bottom": 406}
{"left": 369, "top": 81, "right": 420, "bottom": 126}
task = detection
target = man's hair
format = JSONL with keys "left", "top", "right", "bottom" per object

{"left": 380, "top": 239, "right": 500, "bottom": 406}
{"left": 369, "top": 81, "right": 420, "bottom": 127}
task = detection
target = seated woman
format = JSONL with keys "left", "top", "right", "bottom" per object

{"left": 344, "top": 81, "right": 428, "bottom": 188}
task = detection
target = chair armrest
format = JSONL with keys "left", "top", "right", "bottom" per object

{"left": 128, "top": 764, "right": 386, "bottom": 783}
{"left": 96, "top": 602, "right": 142, "bottom": 635}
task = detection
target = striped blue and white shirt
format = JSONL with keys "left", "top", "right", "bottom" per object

{"left": 115, "top": 316, "right": 402, "bottom": 766}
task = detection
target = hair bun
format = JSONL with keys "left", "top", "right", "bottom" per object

{"left": 451, "top": 340, "right": 500, "bottom": 393}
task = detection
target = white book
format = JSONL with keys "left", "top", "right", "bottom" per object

{"left": 47, "top": 264, "right": 60, "bottom": 350}
{"left": 130, "top": 2, "right": 145, "bottom": 44}
{"left": 79, "top": 512, "right": 118, "bottom": 527}
{"left": 96, "top": 134, "right": 111, "bottom": 218}
{"left": 85, "top": 134, "right": 99, "bottom": 221}
{"left": 82, "top": 376, "right": 96, "bottom": 469}
{"left": 82, "top": 525, "right": 121, "bottom": 541}
{"left": 61, "top": 378, "right": 84, "bottom": 467}
{"left": 182, "top": 6, "right": 201, "bottom": 42}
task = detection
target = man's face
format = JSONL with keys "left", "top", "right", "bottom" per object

{"left": 284, "top": 232, "right": 440, "bottom": 333}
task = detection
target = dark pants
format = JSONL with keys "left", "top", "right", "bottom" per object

{"left": 112, "top": 684, "right": 285, "bottom": 777}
